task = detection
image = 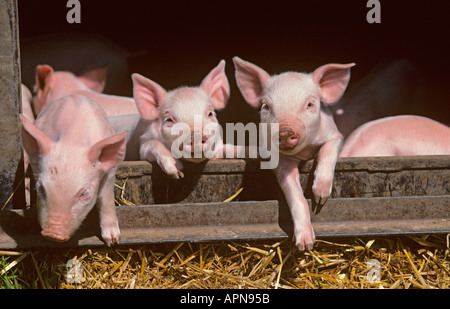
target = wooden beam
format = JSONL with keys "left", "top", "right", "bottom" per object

{"left": 0, "top": 0, "right": 24, "bottom": 209}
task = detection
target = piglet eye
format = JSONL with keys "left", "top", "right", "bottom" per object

{"left": 37, "top": 182, "right": 46, "bottom": 199}
{"left": 261, "top": 103, "right": 270, "bottom": 111}
{"left": 164, "top": 117, "right": 174, "bottom": 124}
{"left": 208, "top": 111, "right": 215, "bottom": 118}
{"left": 80, "top": 189, "right": 90, "bottom": 199}
{"left": 307, "top": 102, "right": 314, "bottom": 108}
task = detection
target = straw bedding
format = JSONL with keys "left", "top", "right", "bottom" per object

{"left": 1, "top": 234, "right": 448, "bottom": 289}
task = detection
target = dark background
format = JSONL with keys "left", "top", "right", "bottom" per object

{"left": 18, "top": 0, "right": 450, "bottom": 126}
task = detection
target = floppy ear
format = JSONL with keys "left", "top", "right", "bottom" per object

{"left": 312, "top": 63, "right": 355, "bottom": 104}
{"left": 77, "top": 65, "right": 108, "bottom": 93}
{"left": 88, "top": 131, "right": 128, "bottom": 171}
{"left": 132, "top": 73, "right": 167, "bottom": 120}
{"left": 20, "top": 114, "right": 55, "bottom": 163}
{"left": 233, "top": 57, "right": 271, "bottom": 108}
{"left": 200, "top": 60, "right": 230, "bottom": 110}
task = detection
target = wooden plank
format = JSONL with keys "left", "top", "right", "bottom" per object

{"left": 114, "top": 156, "right": 450, "bottom": 205}
{"left": 0, "top": 0, "right": 24, "bottom": 209}
{"left": 0, "top": 196, "right": 448, "bottom": 249}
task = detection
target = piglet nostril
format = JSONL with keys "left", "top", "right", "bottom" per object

{"left": 289, "top": 135, "right": 299, "bottom": 145}
{"left": 279, "top": 127, "right": 294, "bottom": 138}
{"left": 278, "top": 127, "right": 300, "bottom": 149}
{"left": 289, "top": 135, "right": 299, "bottom": 144}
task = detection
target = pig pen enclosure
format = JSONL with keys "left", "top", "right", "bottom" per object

{"left": 0, "top": 0, "right": 449, "bottom": 289}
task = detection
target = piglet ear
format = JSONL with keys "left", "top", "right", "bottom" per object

{"left": 78, "top": 65, "right": 108, "bottom": 93}
{"left": 132, "top": 73, "right": 166, "bottom": 120}
{"left": 312, "top": 63, "right": 355, "bottom": 104}
{"left": 36, "top": 64, "right": 54, "bottom": 92}
{"left": 20, "top": 114, "right": 55, "bottom": 163}
{"left": 34, "top": 65, "right": 54, "bottom": 115}
{"left": 88, "top": 131, "right": 127, "bottom": 171}
{"left": 233, "top": 57, "right": 271, "bottom": 108}
{"left": 200, "top": 60, "right": 230, "bottom": 110}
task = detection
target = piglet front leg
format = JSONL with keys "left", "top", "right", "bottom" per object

{"left": 312, "top": 136, "right": 342, "bottom": 206}
{"left": 275, "top": 156, "right": 315, "bottom": 251}
{"left": 97, "top": 174, "right": 121, "bottom": 247}
{"left": 140, "top": 139, "right": 184, "bottom": 179}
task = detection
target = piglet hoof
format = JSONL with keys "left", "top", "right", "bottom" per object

{"left": 160, "top": 157, "right": 184, "bottom": 179}
{"left": 101, "top": 225, "right": 121, "bottom": 247}
{"left": 293, "top": 226, "right": 316, "bottom": 251}
{"left": 168, "top": 170, "right": 184, "bottom": 179}
{"left": 312, "top": 177, "right": 333, "bottom": 206}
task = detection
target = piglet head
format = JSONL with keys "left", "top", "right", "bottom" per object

{"left": 32, "top": 64, "right": 108, "bottom": 117}
{"left": 132, "top": 60, "right": 230, "bottom": 161}
{"left": 234, "top": 57, "right": 354, "bottom": 155}
{"left": 20, "top": 115, "right": 126, "bottom": 242}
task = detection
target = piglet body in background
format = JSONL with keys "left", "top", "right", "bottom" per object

{"left": 111, "top": 60, "right": 241, "bottom": 178}
{"left": 21, "top": 95, "right": 127, "bottom": 246}
{"left": 20, "top": 33, "right": 132, "bottom": 96}
{"left": 330, "top": 60, "right": 423, "bottom": 138}
{"left": 32, "top": 65, "right": 138, "bottom": 117}
{"left": 234, "top": 57, "right": 354, "bottom": 250}
{"left": 339, "top": 115, "right": 450, "bottom": 157}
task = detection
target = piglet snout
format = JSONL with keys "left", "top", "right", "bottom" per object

{"left": 41, "top": 227, "right": 70, "bottom": 242}
{"left": 279, "top": 127, "right": 300, "bottom": 149}
{"left": 184, "top": 132, "right": 209, "bottom": 153}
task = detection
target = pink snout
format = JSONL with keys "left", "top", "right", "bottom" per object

{"left": 184, "top": 133, "right": 209, "bottom": 153}
{"left": 279, "top": 127, "right": 300, "bottom": 149}
{"left": 41, "top": 226, "right": 70, "bottom": 242}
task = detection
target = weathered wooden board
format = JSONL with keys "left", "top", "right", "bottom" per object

{"left": 0, "top": 0, "right": 24, "bottom": 210}
{"left": 1, "top": 196, "right": 448, "bottom": 249}
{"left": 113, "top": 156, "right": 450, "bottom": 205}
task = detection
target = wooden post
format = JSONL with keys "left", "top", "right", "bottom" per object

{"left": 0, "top": 0, "right": 24, "bottom": 209}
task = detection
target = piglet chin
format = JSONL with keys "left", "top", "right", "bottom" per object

{"left": 41, "top": 227, "right": 70, "bottom": 242}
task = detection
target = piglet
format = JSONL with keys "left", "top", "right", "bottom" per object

{"left": 21, "top": 33, "right": 132, "bottom": 96}
{"left": 339, "top": 115, "right": 450, "bottom": 157}
{"left": 234, "top": 57, "right": 354, "bottom": 250}
{"left": 21, "top": 94, "right": 127, "bottom": 246}
{"left": 110, "top": 60, "right": 241, "bottom": 178}
{"left": 32, "top": 65, "right": 138, "bottom": 117}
